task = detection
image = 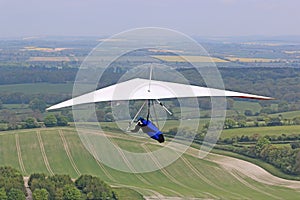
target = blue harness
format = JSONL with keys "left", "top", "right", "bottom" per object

{"left": 138, "top": 117, "right": 164, "bottom": 142}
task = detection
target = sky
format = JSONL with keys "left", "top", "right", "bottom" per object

{"left": 0, "top": 0, "right": 300, "bottom": 38}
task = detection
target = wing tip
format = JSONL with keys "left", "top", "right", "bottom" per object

{"left": 235, "top": 96, "right": 275, "bottom": 100}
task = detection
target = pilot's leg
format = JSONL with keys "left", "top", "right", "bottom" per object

{"left": 131, "top": 124, "right": 141, "bottom": 133}
{"left": 158, "top": 134, "right": 165, "bottom": 143}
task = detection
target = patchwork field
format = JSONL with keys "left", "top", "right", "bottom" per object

{"left": 1, "top": 127, "right": 300, "bottom": 199}
{"left": 152, "top": 55, "right": 228, "bottom": 63}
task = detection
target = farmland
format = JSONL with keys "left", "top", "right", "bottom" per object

{"left": 28, "top": 57, "right": 71, "bottom": 62}
{"left": 1, "top": 36, "right": 300, "bottom": 199}
{"left": 225, "top": 57, "right": 281, "bottom": 63}
{"left": 220, "top": 125, "right": 300, "bottom": 139}
{"left": 0, "top": 83, "right": 73, "bottom": 94}
{"left": 152, "top": 55, "right": 229, "bottom": 63}
{"left": 1, "top": 127, "right": 300, "bottom": 199}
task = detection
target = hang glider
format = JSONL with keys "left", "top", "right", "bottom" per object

{"left": 47, "top": 78, "right": 273, "bottom": 111}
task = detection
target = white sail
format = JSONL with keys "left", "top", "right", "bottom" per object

{"left": 47, "top": 78, "right": 273, "bottom": 110}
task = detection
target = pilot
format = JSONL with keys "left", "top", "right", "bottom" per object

{"left": 131, "top": 117, "right": 165, "bottom": 143}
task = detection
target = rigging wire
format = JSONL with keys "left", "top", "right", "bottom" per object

{"left": 152, "top": 100, "right": 160, "bottom": 129}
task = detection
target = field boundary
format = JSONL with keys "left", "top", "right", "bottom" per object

{"left": 15, "top": 134, "right": 27, "bottom": 174}
{"left": 59, "top": 130, "right": 81, "bottom": 176}
{"left": 36, "top": 131, "right": 54, "bottom": 175}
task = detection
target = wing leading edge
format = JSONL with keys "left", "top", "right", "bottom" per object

{"left": 46, "top": 78, "right": 273, "bottom": 111}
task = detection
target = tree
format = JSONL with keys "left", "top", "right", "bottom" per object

{"left": 226, "top": 98, "right": 235, "bottom": 110}
{"left": 28, "top": 173, "right": 46, "bottom": 188}
{"left": 61, "top": 110, "right": 73, "bottom": 122}
{"left": 24, "top": 117, "right": 39, "bottom": 129}
{"left": 267, "top": 117, "right": 282, "bottom": 126}
{"left": 32, "top": 189, "right": 49, "bottom": 200}
{"left": 255, "top": 137, "right": 271, "bottom": 155}
{"left": 0, "top": 100, "right": 3, "bottom": 109}
{"left": 7, "top": 188, "right": 25, "bottom": 200}
{"left": 224, "top": 118, "right": 236, "bottom": 129}
{"left": 199, "top": 98, "right": 211, "bottom": 110}
{"left": 44, "top": 114, "right": 57, "bottom": 127}
{"left": 0, "top": 188, "right": 7, "bottom": 200}
{"left": 63, "top": 185, "right": 82, "bottom": 200}
{"left": 104, "top": 113, "right": 114, "bottom": 122}
{"left": 278, "top": 101, "right": 289, "bottom": 112}
{"left": 49, "top": 175, "right": 72, "bottom": 189}
{"left": 29, "top": 98, "right": 47, "bottom": 113}
{"left": 293, "top": 117, "right": 300, "bottom": 125}
{"left": 0, "top": 166, "right": 25, "bottom": 195}
{"left": 95, "top": 110, "right": 105, "bottom": 122}
{"left": 56, "top": 115, "right": 68, "bottom": 126}
{"left": 75, "top": 175, "right": 116, "bottom": 200}
{"left": 244, "top": 110, "right": 253, "bottom": 116}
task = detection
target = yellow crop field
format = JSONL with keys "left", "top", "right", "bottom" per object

{"left": 284, "top": 51, "right": 300, "bottom": 54}
{"left": 152, "top": 55, "right": 228, "bottom": 63}
{"left": 28, "top": 57, "right": 71, "bottom": 62}
{"left": 225, "top": 57, "right": 281, "bottom": 63}
{"left": 22, "top": 46, "right": 71, "bottom": 52}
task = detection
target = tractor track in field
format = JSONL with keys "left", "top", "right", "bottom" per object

{"left": 172, "top": 143, "right": 300, "bottom": 190}
{"left": 179, "top": 154, "right": 245, "bottom": 199}
{"left": 79, "top": 130, "right": 153, "bottom": 185}
{"left": 159, "top": 186, "right": 184, "bottom": 197}
{"left": 141, "top": 143, "right": 187, "bottom": 189}
{"left": 30, "top": 128, "right": 300, "bottom": 196}
{"left": 57, "top": 129, "right": 300, "bottom": 191}
{"left": 59, "top": 130, "right": 81, "bottom": 176}
{"left": 112, "top": 141, "right": 151, "bottom": 185}
{"left": 15, "top": 134, "right": 27, "bottom": 174}
{"left": 205, "top": 152, "right": 300, "bottom": 190}
{"left": 229, "top": 170, "right": 281, "bottom": 200}
{"left": 36, "top": 131, "right": 54, "bottom": 175}
{"left": 112, "top": 184, "right": 164, "bottom": 199}
{"left": 80, "top": 134, "right": 117, "bottom": 182}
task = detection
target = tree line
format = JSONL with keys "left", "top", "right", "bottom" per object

{"left": 28, "top": 173, "right": 118, "bottom": 200}
{"left": 216, "top": 137, "right": 300, "bottom": 175}
{"left": 0, "top": 166, "right": 119, "bottom": 200}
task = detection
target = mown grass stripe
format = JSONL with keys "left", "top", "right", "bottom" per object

{"left": 141, "top": 143, "right": 186, "bottom": 189}
{"left": 230, "top": 170, "right": 281, "bottom": 200}
{"left": 36, "top": 131, "right": 54, "bottom": 175}
{"left": 179, "top": 153, "right": 245, "bottom": 199}
{"left": 59, "top": 130, "right": 81, "bottom": 176}
{"left": 15, "top": 134, "right": 27, "bottom": 174}
{"left": 80, "top": 134, "right": 116, "bottom": 182}
{"left": 111, "top": 140, "right": 151, "bottom": 185}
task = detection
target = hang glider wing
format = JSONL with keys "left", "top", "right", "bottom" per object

{"left": 47, "top": 78, "right": 273, "bottom": 111}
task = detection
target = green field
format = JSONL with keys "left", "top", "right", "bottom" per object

{"left": 1, "top": 127, "right": 300, "bottom": 199}
{"left": 269, "top": 111, "right": 300, "bottom": 119}
{"left": 0, "top": 83, "right": 73, "bottom": 94}
{"left": 232, "top": 101, "right": 261, "bottom": 114}
{"left": 221, "top": 125, "right": 300, "bottom": 139}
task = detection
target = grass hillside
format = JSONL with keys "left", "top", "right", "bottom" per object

{"left": 1, "top": 127, "right": 300, "bottom": 199}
